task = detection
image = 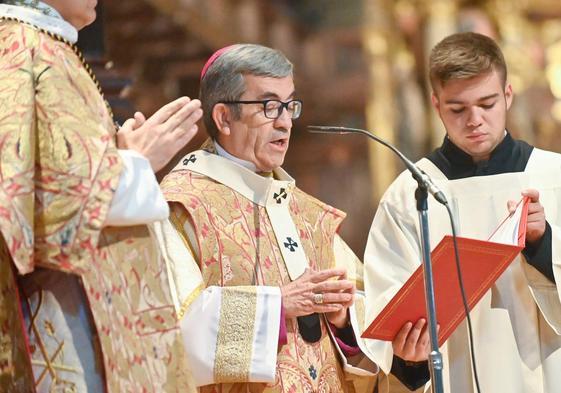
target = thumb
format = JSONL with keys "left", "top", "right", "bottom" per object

{"left": 134, "top": 111, "right": 146, "bottom": 128}
{"left": 117, "top": 118, "right": 137, "bottom": 149}
{"left": 119, "top": 118, "right": 136, "bottom": 134}
{"left": 506, "top": 200, "right": 517, "bottom": 214}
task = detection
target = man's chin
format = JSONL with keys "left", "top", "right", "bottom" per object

{"left": 257, "top": 158, "right": 284, "bottom": 172}
{"left": 76, "top": 12, "right": 97, "bottom": 30}
{"left": 465, "top": 145, "right": 494, "bottom": 161}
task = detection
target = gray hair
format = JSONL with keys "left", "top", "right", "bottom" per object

{"left": 200, "top": 44, "right": 293, "bottom": 139}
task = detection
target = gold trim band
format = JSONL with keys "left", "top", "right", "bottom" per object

{"left": 214, "top": 287, "right": 258, "bottom": 383}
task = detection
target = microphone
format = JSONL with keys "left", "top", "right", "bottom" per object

{"left": 307, "top": 125, "right": 448, "bottom": 205}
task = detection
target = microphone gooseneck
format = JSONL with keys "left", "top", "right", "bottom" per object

{"left": 309, "top": 124, "right": 483, "bottom": 393}
{"left": 307, "top": 125, "right": 448, "bottom": 205}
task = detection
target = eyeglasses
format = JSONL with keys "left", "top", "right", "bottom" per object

{"left": 218, "top": 99, "right": 303, "bottom": 120}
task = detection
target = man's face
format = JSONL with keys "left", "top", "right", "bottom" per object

{"left": 431, "top": 70, "right": 513, "bottom": 162}
{"left": 218, "top": 74, "right": 295, "bottom": 172}
{"left": 44, "top": 0, "right": 97, "bottom": 30}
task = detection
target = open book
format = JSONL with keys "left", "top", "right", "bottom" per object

{"left": 362, "top": 197, "right": 530, "bottom": 346}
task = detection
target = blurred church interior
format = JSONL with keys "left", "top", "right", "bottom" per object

{"left": 79, "top": 0, "right": 561, "bottom": 272}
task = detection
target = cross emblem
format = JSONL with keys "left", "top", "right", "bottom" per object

{"left": 183, "top": 154, "right": 197, "bottom": 166}
{"left": 273, "top": 188, "right": 288, "bottom": 204}
{"left": 283, "top": 237, "right": 298, "bottom": 252}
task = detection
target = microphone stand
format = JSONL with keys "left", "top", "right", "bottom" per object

{"left": 308, "top": 125, "right": 445, "bottom": 393}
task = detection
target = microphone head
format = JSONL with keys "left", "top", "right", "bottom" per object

{"left": 307, "top": 125, "right": 354, "bottom": 134}
{"left": 308, "top": 125, "right": 449, "bottom": 205}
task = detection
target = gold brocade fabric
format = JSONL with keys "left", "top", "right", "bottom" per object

{"left": 92, "top": 226, "right": 194, "bottom": 392}
{"left": 0, "top": 20, "right": 121, "bottom": 275}
{"left": 162, "top": 166, "right": 351, "bottom": 393}
{"left": 0, "top": 20, "right": 194, "bottom": 392}
{"left": 214, "top": 287, "right": 258, "bottom": 383}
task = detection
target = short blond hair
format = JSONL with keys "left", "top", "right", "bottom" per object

{"left": 429, "top": 32, "right": 507, "bottom": 91}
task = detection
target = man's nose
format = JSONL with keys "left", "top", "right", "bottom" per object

{"left": 466, "top": 107, "right": 483, "bottom": 128}
{"left": 274, "top": 108, "right": 293, "bottom": 131}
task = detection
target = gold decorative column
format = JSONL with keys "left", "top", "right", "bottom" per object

{"left": 363, "top": 0, "right": 398, "bottom": 203}
{"left": 424, "top": 0, "right": 457, "bottom": 147}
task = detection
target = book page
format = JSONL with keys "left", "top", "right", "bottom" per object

{"left": 487, "top": 198, "right": 525, "bottom": 245}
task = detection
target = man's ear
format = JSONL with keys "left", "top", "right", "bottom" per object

{"left": 431, "top": 92, "right": 441, "bottom": 114}
{"left": 212, "top": 103, "right": 231, "bottom": 136}
{"left": 504, "top": 83, "right": 514, "bottom": 110}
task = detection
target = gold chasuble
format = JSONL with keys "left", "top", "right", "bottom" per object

{"left": 160, "top": 143, "right": 377, "bottom": 393}
{"left": 0, "top": 19, "right": 193, "bottom": 392}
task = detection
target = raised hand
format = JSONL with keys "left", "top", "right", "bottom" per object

{"left": 117, "top": 97, "right": 202, "bottom": 172}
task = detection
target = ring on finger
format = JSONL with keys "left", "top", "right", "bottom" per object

{"left": 313, "top": 293, "right": 324, "bottom": 304}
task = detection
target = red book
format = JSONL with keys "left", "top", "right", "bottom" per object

{"left": 362, "top": 197, "right": 530, "bottom": 346}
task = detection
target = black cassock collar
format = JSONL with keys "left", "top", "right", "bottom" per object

{"left": 426, "top": 131, "right": 534, "bottom": 180}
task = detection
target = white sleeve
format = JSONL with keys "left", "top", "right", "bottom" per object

{"left": 104, "top": 150, "right": 169, "bottom": 226}
{"left": 181, "top": 285, "right": 282, "bottom": 387}
{"left": 363, "top": 199, "right": 422, "bottom": 375}
{"left": 333, "top": 234, "right": 363, "bottom": 288}
{"left": 523, "top": 223, "right": 561, "bottom": 334}
{"left": 158, "top": 206, "right": 282, "bottom": 386}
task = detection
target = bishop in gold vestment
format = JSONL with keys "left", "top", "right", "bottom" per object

{"left": 157, "top": 44, "right": 379, "bottom": 393}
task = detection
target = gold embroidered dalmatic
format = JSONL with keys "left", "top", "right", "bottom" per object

{"left": 0, "top": 20, "right": 193, "bottom": 392}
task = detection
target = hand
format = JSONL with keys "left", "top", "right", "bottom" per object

{"left": 392, "top": 319, "right": 431, "bottom": 362}
{"left": 120, "top": 111, "right": 147, "bottom": 131}
{"left": 507, "top": 189, "right": 545, "bottom": 246}
{"left": 280, "top": 268, "right": 354, "bottom": 323}
{"left": 324, "top": 269, "right": 355, "bottom": 329}
{"left": 117, "top": 97, "right": 202, "bottom": 172}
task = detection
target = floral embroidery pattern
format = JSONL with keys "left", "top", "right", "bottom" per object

{"left": 162, "top": 164, "right": 348, "bottom": 392}
{"left": 0, "top": 22, "right": 192, "bottom": 391}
